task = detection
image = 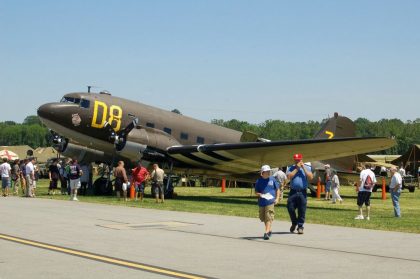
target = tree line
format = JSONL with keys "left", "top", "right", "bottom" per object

{"left": 0, "top": 116, "right": 49, "bottom": 148}
{"left": 0, "top": 115, "right": 419, "bottom": 155}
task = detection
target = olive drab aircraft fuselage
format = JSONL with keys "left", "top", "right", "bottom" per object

{"left": 37, "top": 91, "right": 396, "bottom": 179}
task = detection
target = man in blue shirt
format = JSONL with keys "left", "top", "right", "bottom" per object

{"left": 286, "top": 154, "right": 313, "bottom": 234}
{"left": 255, "top": 165, "right": 280, "bottom": 240}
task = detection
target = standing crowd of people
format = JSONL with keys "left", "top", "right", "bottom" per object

{"left": 0, "top": 157, "right": 89, "bottom": 201}
{"left": 113, "top": 161, "right": 166, "bottom": 203}
{"left": 46, "top": 158, "right": 87, "bottom": 201}
{"left": 0, "top": 155, "right": 166, "bottom": 203}
{"left": 1, "top": 157, "right": 39, "bottom": 198}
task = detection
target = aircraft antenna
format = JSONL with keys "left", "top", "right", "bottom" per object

{"left": 87, "top": 85, "right": 100, "bottom": 93}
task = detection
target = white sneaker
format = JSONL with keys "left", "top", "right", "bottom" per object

{"left": 366, "top": 216, "right": 370, "bottom": 221}
{"left": 354, "top": 215, "right": 364, "bottom": 220}
{"left": 72, "top": 197, "right": 79, "bottom": 201}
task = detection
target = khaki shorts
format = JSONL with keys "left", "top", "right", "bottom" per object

{"left": 259, "top": 204, "right": 275, "bottom": 223}
{"left": 70, "top": 179, "right": 81, "bottom": 190}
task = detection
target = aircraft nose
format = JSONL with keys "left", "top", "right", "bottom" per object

{"left": 37, "top": 103, "right": 57, "bottom": 121}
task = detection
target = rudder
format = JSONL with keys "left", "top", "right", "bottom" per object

{"left": 313, "top": 112, "right": 356, "bottom": 139}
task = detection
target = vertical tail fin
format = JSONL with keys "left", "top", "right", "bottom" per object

{"left": 313, "top": 113, "right": 357, "bottom": 172}
{"left": 313, "top": 112, "right": 356, "bottom": 139}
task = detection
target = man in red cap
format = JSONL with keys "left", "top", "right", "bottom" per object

{"left": 293, "top": 154, "right": 302, "bottom": 161}
{"left": 286, "top": 153, "right": 314, "bottom": 234}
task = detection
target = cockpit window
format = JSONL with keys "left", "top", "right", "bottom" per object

{"left": 60, "top": 97, "right": 81, "bottom": 104}
{"left": 80, "top": 99, "right": 90, "bottom": 108}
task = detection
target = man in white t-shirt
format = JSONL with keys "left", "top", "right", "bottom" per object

{"left": 380, "top": 166, "right": 387, "bottom": 177}
{"left": 389, "top": 166, "right": 402, "bottom": 217}
{"left": 355, "top": 163, "right": 377, "bottom": 220}
{"left": 331, "top": 171, "right": 343, "bottom": 204}
{"left": 272, "top": 166, "right": 288, "bottom": 201}
{"left": 398, "top": 166, "right": 406, "bottom": 177}
{"left": 25, "top": 157, "right": 36, "bottom": 197}
{"left": 0, "top": 158, "right": 12, "bottom": 197}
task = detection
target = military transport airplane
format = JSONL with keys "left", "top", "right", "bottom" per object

{"left": 37, "top": 91, "right": 395, "bottom": 181}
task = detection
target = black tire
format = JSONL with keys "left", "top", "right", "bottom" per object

{"left": 93, "top": 177, "right": 113, "bottom": 195}
{"left": 307, "top": 184, "right": 317, "bottom": 197}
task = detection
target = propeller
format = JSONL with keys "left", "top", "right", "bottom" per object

{"left": 101, "top": 117, "right": 138, "bottom": 191}
{"left": 102, "top": 117, "right": 138, "bottom": 151}
{"left": 47, "top": 130, "right": 68, "bottom": 152}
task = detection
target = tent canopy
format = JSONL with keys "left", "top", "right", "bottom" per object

{"left": 392, "top": 144, "right": 420, "bottom": 177}
{"left": 0, "top": 145, "right": 34, "bottom": 160}
{"left": 0, "top": 149, "right": 19, "bottom": 161}
{"left": 359, "top": 161, "right": 396, "bottom": 169}
{"left": 392, "top": 144, "right": 420, "bottom": 166}
{"left": 34, "top": 147, "right": 60, "bottom": 163}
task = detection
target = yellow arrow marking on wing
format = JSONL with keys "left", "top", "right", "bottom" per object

{"left": 325, "top": 131, "right": 334, "bottom": 139}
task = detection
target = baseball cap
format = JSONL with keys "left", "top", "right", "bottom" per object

{"left": 293, "top": 154, "right": 303, "bottom": 161}
{"left": 260, "top": 165, "right": 271, "bottom": 173}
{"left": 325, "top": 164, "right": 330, "bottom": 168}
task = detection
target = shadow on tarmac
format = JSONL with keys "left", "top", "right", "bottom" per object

{"left": 173, "top": 195, "right": 358, "bottom": 213}
{"left": 174, "top": 195, "right": 256, "bottom": 205}
{"left": 241, "top": 232, "right": 292, "bottom": 240}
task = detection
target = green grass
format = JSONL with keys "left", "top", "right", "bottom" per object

{"left": 31, "top": 180, "right": 420, "bottom": 234}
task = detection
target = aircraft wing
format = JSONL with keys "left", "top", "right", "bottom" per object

{"left": 167, "top": 137, "right": 395, "bottom": 174}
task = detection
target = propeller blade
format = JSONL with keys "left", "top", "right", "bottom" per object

{"left": 115, "top": 118, "right": 138, "bottom": 148}
{"left": 102, "top": 121, "right": 119, "bottom": 144}
{"left": 102, "top": 117, "right": 138, "bottom": 149}
{"left": 118, "top": 118, "right": 138, "bottom": 138}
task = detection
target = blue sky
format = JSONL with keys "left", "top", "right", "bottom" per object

{"left": 1, "top": 0, "right": 419, "bottom": 124}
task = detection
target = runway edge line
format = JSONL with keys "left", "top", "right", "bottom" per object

{"left": 0, "top": 233, "right": 214, "bottom": 279}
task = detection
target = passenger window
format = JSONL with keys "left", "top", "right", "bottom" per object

{"left": 146, "top": 122, "right": 155, "bottom": 128}
{"left": 197, "top": 136, "right": 205, "bottom": 144}
{"left": 180, "top": 132, "right": 189, "bottom": 140}
{"left": 80, "top": 99, "right": 90, "bottom": 108}
{"left": 164, "top": 127, "right": 172, "bottom": 135}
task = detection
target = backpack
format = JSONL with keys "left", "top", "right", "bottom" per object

{"left": 363, "top": 174, "right": 375, "bottom": 190}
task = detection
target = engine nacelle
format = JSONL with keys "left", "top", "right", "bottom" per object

{"left": 56, "top": 126, "right": 179, "bottom": 165}
{"left": 116, "top": 141, "right": 148, "bottom": 162}
{"left": 117, "top": 126, "right": 180, "bottom": 157}
{"left": 60, "top": 142, "right": 113, "bottom": 164}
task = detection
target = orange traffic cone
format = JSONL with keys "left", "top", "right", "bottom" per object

{"left": 382, "top": 177, "right": 386, "bottom": 200}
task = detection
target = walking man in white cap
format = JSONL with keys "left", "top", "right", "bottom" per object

{"left": 255, "top": 165, "right": 280, "bottom": 240}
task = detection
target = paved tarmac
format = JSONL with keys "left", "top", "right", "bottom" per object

{"left": 1, "top": 196, "right": 420, "bottom": 279}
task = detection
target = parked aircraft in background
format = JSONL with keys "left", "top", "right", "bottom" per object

{"left": 37, "top": 91, "right": 395, "bottom": 183}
